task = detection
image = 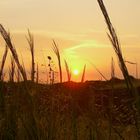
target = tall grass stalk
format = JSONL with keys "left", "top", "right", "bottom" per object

{"left": 64, "top": 59, "right": 71, "bottom": 82}
{"left": 52, "top": 40, "right": 62, "bottom": 83}
{"left": 0, "top": 45, "right": 8, "bottom": 81}
{"left": 26, "top": 29, "right": 35, "bottom": 82}
{"left": 97, "top": 0, "right": 134, "bottom": 95}
{"left": 81, "top": 64, "right": 86, "bottom": 83}
{"left": 97, "top": 0, "right": 140, "bottom": 138}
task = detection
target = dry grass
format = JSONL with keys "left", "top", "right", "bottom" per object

{"left": 97, "top": 0, "right": 134, "bottom": 95}
{"left": 26, "top": 29, "right": 35, "bottom": 82}
{"left": 64, "top": 59, "right": 71, "bottom": 82}
{"left": 52, "top": 40, "right": 62, "bottom": 83}
{"left": 97, "top": 0, "right": 140, "bottom": 138}
{"left": 0, "top": 24, "right": 39, "bottom": 140}
{"left": 81, "top": 64, "right": 86, "bottom": 83}
{"left": 0, "top": 24, "right": 27, "bottom": 81}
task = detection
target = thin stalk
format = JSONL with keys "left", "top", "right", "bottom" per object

{"left": 26, "top": 29, "right": 35, "bottom": 82}
{"left": 90, "top": 62, "right": 107, "bottom": 81}
{"left": 52, "top": 40, "right": 62, "bottom": 83}
{"left": 64, "top": 59, "right": 71, "bottom": 82}
{"left": 0, "top": 45, "right": 8, "bottom": 81}
{"left": 81, "top": 64, "right": 86, "bottom": 83}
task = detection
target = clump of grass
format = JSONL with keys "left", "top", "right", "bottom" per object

{"left": 97, "top": 0, "right": 140, "bottom": 138}
{"left": 0, "top": 24, "right": 39, "bottom": 140}
{"left": 0, "top": 24, "right": 27, "bottom": 81}
{"left": 0, "top": 45, "right": 8, "bottom": 81}
{"left": 52, "top": 40, "right": 62, "bottom": 83}
{"left": 64, "top": 59, "right": 71, "bottom": 82}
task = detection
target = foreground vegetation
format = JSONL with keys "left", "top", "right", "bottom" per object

{"left": 0, "top": 80, "right": 140, "bottom": 140}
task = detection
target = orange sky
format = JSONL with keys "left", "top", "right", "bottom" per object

{"left": 0, "top": 0, "right": 140, "bottom": 82}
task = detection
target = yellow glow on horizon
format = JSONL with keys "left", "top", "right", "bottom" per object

{"left": 73, "top": 69, "right": 79, "bottom": 75}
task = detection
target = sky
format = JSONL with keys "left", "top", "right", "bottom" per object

{"left": 0, "top": 0, "right": 140, "bottom": 82}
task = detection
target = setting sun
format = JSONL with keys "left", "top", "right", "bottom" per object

{"left": 73, "top": 69, "right": 79, "bottom": 75}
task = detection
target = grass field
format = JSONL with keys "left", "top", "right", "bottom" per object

{"left": 0, "top": 80, "right": 140, "bottom": 140}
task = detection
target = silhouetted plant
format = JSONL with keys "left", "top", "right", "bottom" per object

{"left": 0, "top": 24, "right": 27, "bottom": 81}
{"left": 97, "top": 0, "right": 134, "bottom": 95}
{"left": 125, "top": 60, "right": 137, "bottom": 79}
{"left": 90, "top": 62, "right": 107, "bottom": 81}
{"left": 81, "top": 64, "right": 86, "bottom": 83}
{"left": 48, "top": 56, "right": 55, "bottom": 84}
{"left": 0, "top": 24, "right": 39, "bottom": 140}
{"left": 52, "top": 40, "right": 62, "bottom": 83}
{"left": 97, "top": 0, "right": 140, "bottom": 138}
{"left": 64, "top": 59, "right": 71, "bottom": 82}
{"left": 26, "top": 29, "right": 35, "bottom": 82}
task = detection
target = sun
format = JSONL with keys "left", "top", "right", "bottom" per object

{"left": 73, "top": 69, "right": 79, "bottom": 75}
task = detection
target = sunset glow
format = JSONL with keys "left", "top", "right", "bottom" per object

{"left": 0, "top": 0, "right": 140, "bottom": 82}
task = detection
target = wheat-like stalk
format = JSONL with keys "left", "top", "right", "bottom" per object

{"left": 52, "top": 40, "right": 62, "bottom": 83}
{"left": 26, "top": 29, "right": 35, "bottom": 82}
{"left": 64, "top": 59, "right": 71, "bottom": 82}
{"left": 97, "top": 0, "right": 133, "bottom": 95}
